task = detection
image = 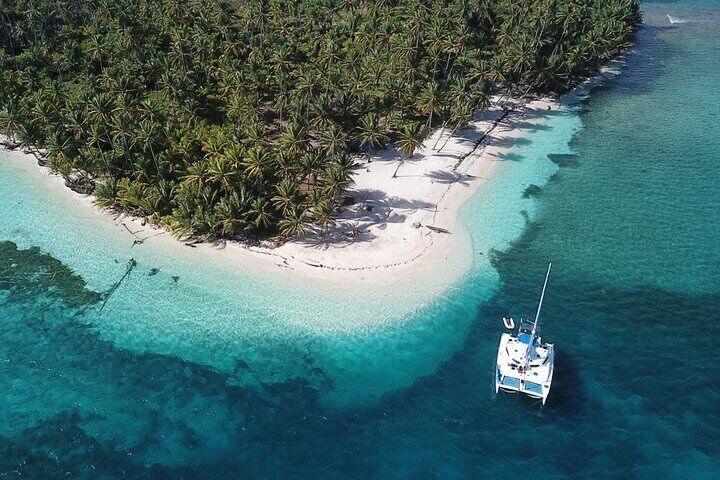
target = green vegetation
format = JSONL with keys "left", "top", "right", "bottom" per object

{"left": 0, "top": 0, "right": 639, "bottom": 239}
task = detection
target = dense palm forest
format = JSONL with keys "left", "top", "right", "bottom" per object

{"left": 0, "top": 0, "right": 640, "bottom": 239}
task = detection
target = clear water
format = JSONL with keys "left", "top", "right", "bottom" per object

{"left": 1, "top": 0, "right": 719, "bottom": 477}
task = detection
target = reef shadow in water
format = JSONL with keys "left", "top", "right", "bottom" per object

{"left": 523, "top": 184, "right": 543, "bottom": 198}
{"left": 0, "top": 240, "right": 349, "bottom": 478}
{"left": 548, "top": 153, "right": 580, "bottom": 168}
{"left": 0, "top": 241, "right": 102, "bottom": 309}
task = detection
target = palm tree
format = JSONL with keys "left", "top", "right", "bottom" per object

{"left": 393, "top": 124, "right": 424, "bottom": 178}
{"left": 279, "top": 122, "right": 310, "bottom": 156}
{"left": 223, "top": 144, "right": 244, "bottom": 173}
{"left": 312, "top": 197, "right": 335, "bottom": 234}
{"left": 207, "top": 157, "right": 235, "bottom": 192}
{"left": 274, "top": 150, "right": 299, "bottom": 180}
{"left": 0, "top": 108, "right": 20, "bottom": 144}
{"left": 355, "top": 112, "right": 387, "bottom": 156}
{"left": 202, "top": 130, "right": 228, "bottom": 161}
{"left": 299, "top": 151, "right": 325, "bottom": 192}
{"left": 84, "top": 34, "right": 106, "bottom": 69}
{"left": 86, "top": 123, "right": 106, "bottom": 150}
{"left": 249, "top": 197, "right": 273, "bottom": 231}
{"left": 240, "top": 118, "right": 266, "bottom": 148}
{"left": 214, "top": 196, "right": 246, "bottom": 237}
{"left": 271, "top": 178, "right": 298, "bottom": 216}
{"left": 136, "top": 119, "right": 162, "bottom": 175}
{"left": 87, "top": 93, "right": 114, "bottom": 123}
{"left": 319, "top": 124, "right": 348, "bottom": 158}
{"left": 438, "top": 98, "right": 475, "bottom": 151}
{"left": 94, "top": 178, "right": 120, "bottom": 209}
{"left": 323, "top": 161, "right": 352, "bottom": 203}
{"left": 279, "top": 206, "right": 309, "bottom": 237}
{"left": 182, "top": 161, "right": 209, "bottom": 190}
{"left": 416, "top": 81, "right": 444, "bottom": 130}
{"left": 242, "top": 146, "right": 271, "bottom": 184}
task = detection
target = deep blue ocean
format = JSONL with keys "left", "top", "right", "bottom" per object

{"left": 1, "top": 1, "right": 719, "bottom": 478}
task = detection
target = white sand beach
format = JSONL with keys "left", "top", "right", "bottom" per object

{"left": 1, "top": 96, "right": 559, "bottom": 293}
{"left": 241, "top": 97, "right": 559, "bottom": 283}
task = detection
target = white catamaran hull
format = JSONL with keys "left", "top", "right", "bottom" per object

{"left": 494, "top": 263, "right": 555, "bottom": 405}
{"left": 495, "top": 333, "right": 554, "bottom": 404}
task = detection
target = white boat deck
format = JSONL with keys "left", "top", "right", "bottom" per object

{"left": 495, "top": 331, "right": 554, "bottom": 403}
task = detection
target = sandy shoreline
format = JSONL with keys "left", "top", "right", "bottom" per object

{"left": 1, "top": 96, "right": 559, "bottom": 292}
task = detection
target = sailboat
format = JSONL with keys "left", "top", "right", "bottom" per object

{"left": 495, "top": 263, "right": 555, "bottom": 405}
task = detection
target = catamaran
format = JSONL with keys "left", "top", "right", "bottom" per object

{"left": 495, "top": 263, "right": 555, "bottom": 404}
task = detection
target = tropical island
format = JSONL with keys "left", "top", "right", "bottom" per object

{"left": 0, "top": 0, "right": 639, "bottom": 282}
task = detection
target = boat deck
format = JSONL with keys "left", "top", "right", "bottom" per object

{"left": 495, "top": 333, "right": 554, "bottom": 402}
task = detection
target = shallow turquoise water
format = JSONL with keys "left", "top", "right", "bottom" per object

{"left": 1, "top": 0, "right": 719, "bottom": 477}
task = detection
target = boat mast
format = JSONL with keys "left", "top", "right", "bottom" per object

{"left": 531, "top": 263, "right": 552, "bottom": 340}
{"left": 522, "top": 263, "right": 552, "bottom": 383}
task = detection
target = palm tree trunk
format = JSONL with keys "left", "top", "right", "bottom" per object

{"left": 149, "top": 143, "right": 162, "bottom": 178}
{"left": 392, "top": 158, "right": 405, "bottom": 178}
{"left": 444, "top": 52, "right": 452, "bottom": 78}
{"left": 432, "top": 121, "right": 449, "bottom": 150}
{"left": 439, "top": 122, "right": 461, "bottom": 152}
{"left": 1, "top": 13, "right": 15, "bottom": 56}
